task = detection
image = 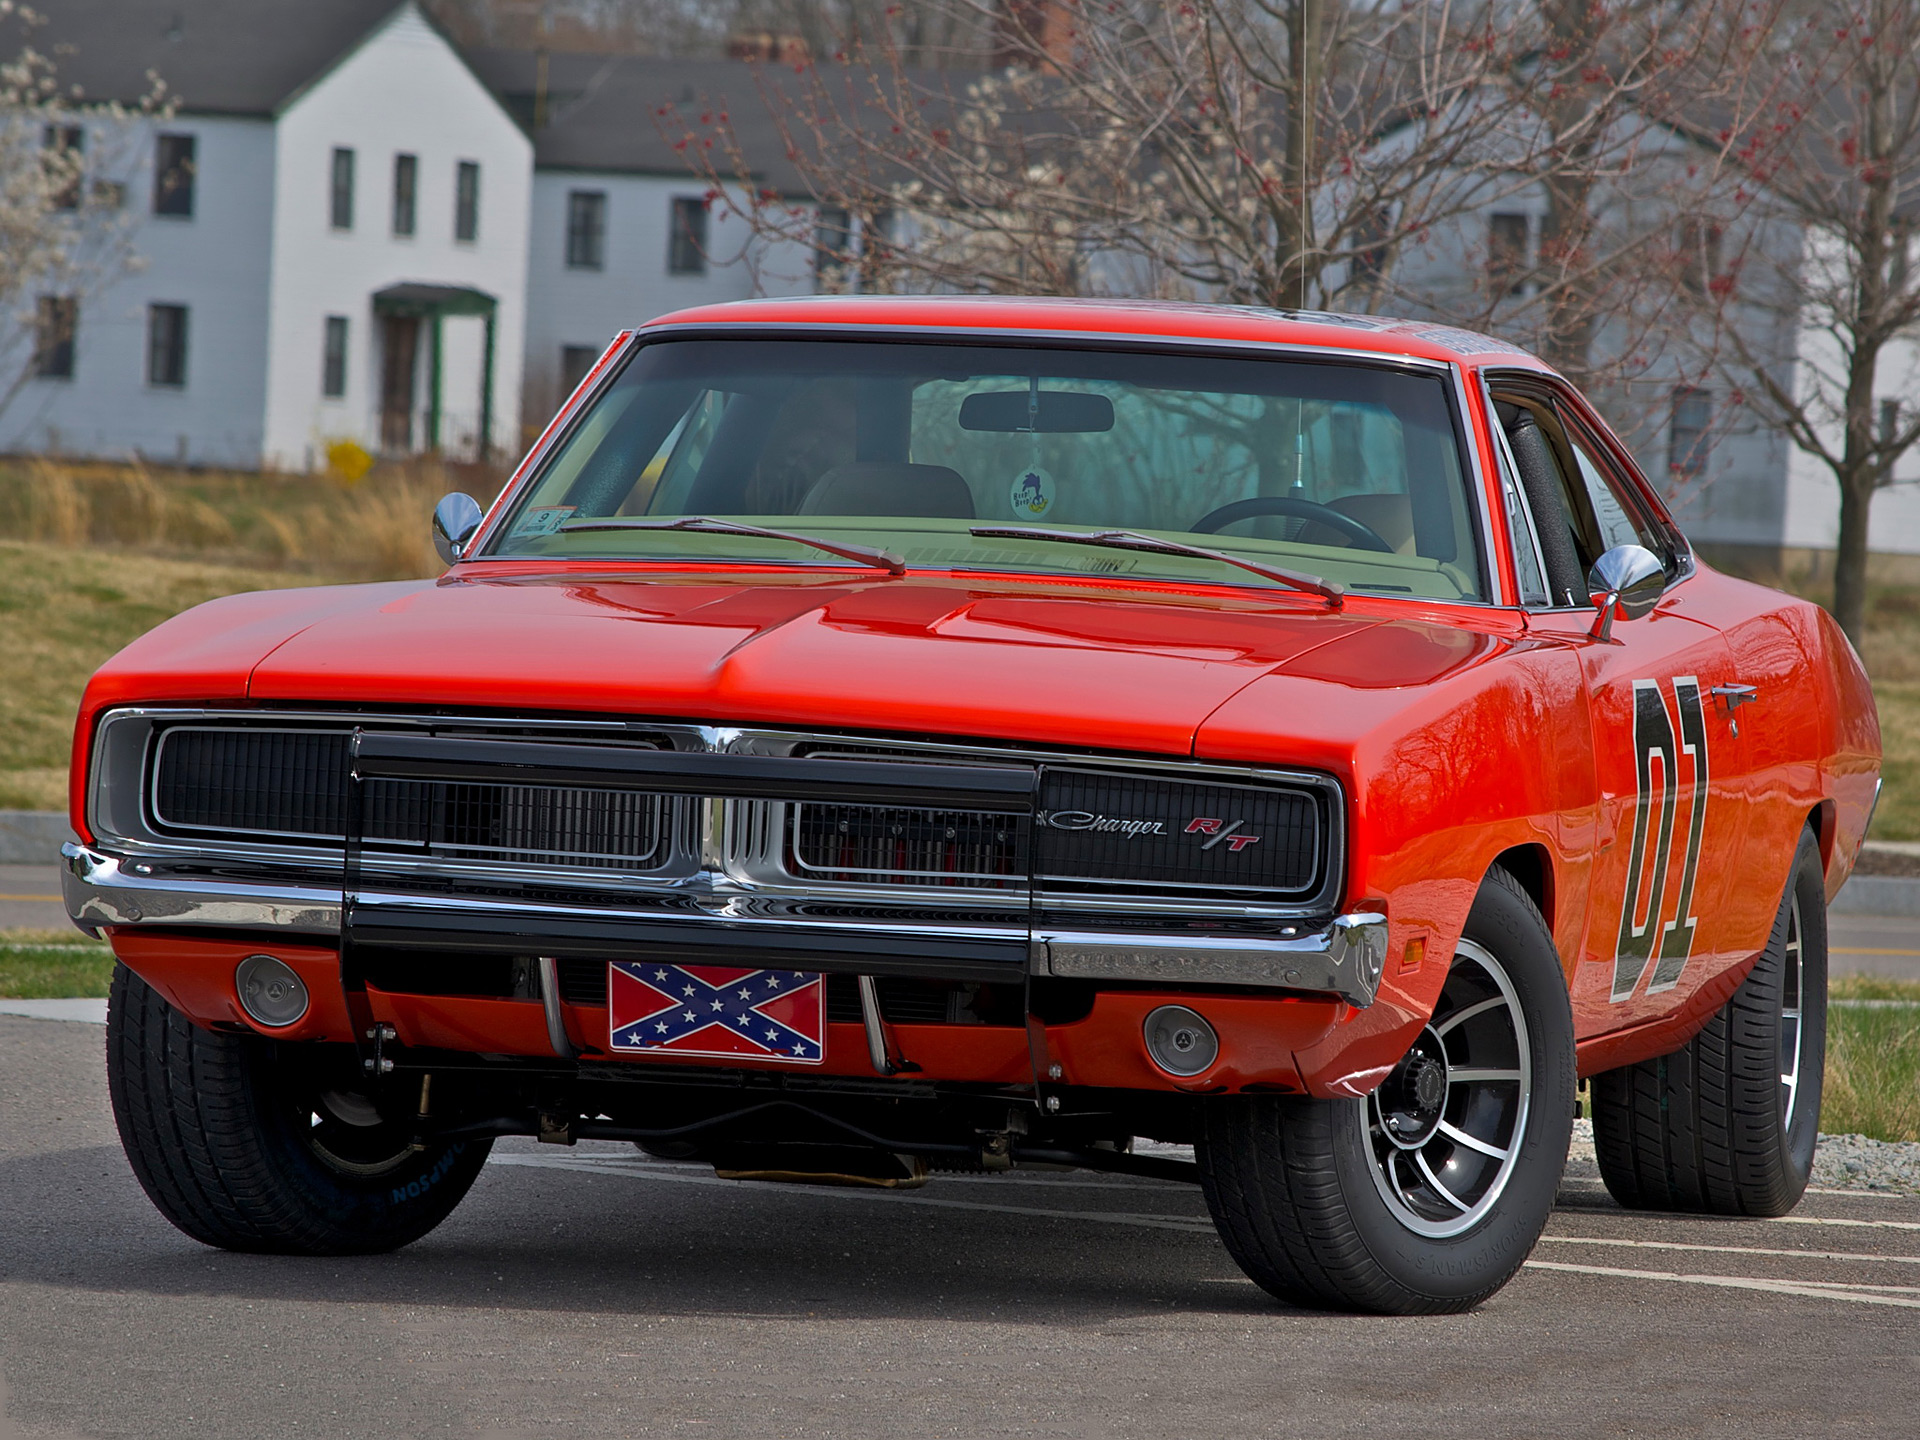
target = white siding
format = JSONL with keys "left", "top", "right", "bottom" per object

{"left": 0, "top": 114, "right": 275, "bottom": 466}
{"left": 261, "top": 2, "right": 531, "bottom": 469}
{"left": 1782, "top": 326, "right": 1920, "bottom": 554}
{"left": 521, "top": 172, "right": 811, "bottom": 433}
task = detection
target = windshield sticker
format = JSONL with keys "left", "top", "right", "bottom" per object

{"left": 1010, "top": 467, "right": 1055, "bottom": 520}
{"left": 512, "top": 505, "right": 576, "bottom": 537}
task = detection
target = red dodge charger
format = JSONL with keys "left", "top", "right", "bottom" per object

{"left": 64, "top": 297, "right": 1880, "bottom": 1314}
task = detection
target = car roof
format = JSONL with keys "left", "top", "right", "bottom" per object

{"left": 639, "top": 295, "right": 1546, "bottom": 369}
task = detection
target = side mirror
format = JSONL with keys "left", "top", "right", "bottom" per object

{"left": 432, "top": 492, "right": 485, "bottom": 565}
{"left": 1587, "top": 543, "right": 1666, "bottom": 641}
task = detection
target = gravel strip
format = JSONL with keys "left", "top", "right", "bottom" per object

{"left": 1810, "top": 1132, "right": 1920, "bottom": 1194}
{"left": 1567, "top": 1119, "right": 1920, "bottom": 1195}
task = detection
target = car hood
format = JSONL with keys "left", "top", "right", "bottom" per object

{"left": 92, "top": 569, "right": 1516, "bottom": 758}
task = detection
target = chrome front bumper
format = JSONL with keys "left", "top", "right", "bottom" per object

{"left": 63, "top": 841, "right": 1387, "bottom": 1007}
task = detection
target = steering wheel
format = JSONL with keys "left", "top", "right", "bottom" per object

{"left": 1189, "top": 496, "right": 1394, "bottom": 552}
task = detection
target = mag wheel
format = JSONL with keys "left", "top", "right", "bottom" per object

{"left": 106, "top": 963, "right": 491, "bottom": 1254}
{"left": 1197, "top": 866, "right": 1574, "bottom": 1315}
{"left": 1592, "top": 827, "right": 1827, "bottom": 1216}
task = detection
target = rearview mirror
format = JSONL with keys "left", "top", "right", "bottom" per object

{"left": 959, "top": 390, "right": 1114, "bottom": 433}
{"left": 1587, "top": 543, "right": 1666, "bottom": 641}
{"left": 432, "top": 492, "right": 485, "bottom": 565}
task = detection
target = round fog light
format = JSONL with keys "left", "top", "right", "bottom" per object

{"left": 1144, "top": 1004, "right": 1218, "bottom": 1077}
{"left": 235, "top": 954, "right": 309, "bottom": 1028}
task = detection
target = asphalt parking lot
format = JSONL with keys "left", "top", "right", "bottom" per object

{"left": 2, "top": 1009, "right": 1916, "bottom": 1440}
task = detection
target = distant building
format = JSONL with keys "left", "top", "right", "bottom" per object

{"left": 2, "top": 0, "right": 530, "bottom": 470}
{"left": 6, "top": 4, "right": 1914, "bottom": 566}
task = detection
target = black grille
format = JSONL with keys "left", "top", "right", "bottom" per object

{"left": 152, "top": 727, "right": 668, "bottom": 870}
{"left": 790, "top": 805, "right": 1026, "bottom": 887}
{"left": 1037, "top": 769, "right": 1320, "bottom": 895}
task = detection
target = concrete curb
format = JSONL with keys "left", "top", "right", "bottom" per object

{"left": 0, "top": 998, "right": 105, "bottom": 1024}
{"left": 1833, "top": 874, "right": 1920, "bottom": 917}
{"left": 0, "top": 811, "right": 71, "bottom": 865}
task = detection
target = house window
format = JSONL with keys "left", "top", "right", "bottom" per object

{"left": 814, "top": 205, "right": 850, "bottom": 287}
{"left": 566, "top": 190, "right": 606, "bottom": 269}
{"left": 1668, "top": 387, "right": 1711, "bottom": 479}
{"left": 392, "top": 153, "right": 417, "bottom": 237}
{"left": 1488, "top": 212, "right": 1529, "bottom": 295}
{"left": 33, "top": 296, "right": 77, "bottom": 378}
{"left": 322, "top": 315, "right": 349, "bottom": 398}
{"left": 153, "top": 133, "right": 195, "bottom": 217}
{"left": 561, "top": 345, "right": 600, "bottom": 397}
{"left": 455, "top": 161, "right": 480, "bottom": 242}
{"left": 147, "top": 304, "right": 188, "bottom": 388}
{"left": 1679, "top": 216, "right": 1724, "bottom": 293}
{"left": 1881, "top": 398, "right": 1902, "bottom": 447}
{"left": 669, "top": 196, "right": 708, "bottom": 275}
{"left": 1349, "top": 207, "right": 1390, "bottom": 292}
{"left": 330, "top": 147, "right": 355, "bottom": 230}
{"left": 42, "top": 124, "right": 83, "bottom": 210}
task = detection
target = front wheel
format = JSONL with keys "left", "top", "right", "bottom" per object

{"left": 106, "top": 963, "right": 491, "bottom": 1254}
{"left": 1197, "top": 866, "right": 1575, "bottom": 1314}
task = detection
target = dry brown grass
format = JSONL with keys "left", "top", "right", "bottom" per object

{"left": 0, "top": 456, "right": 505, "bottom": 583}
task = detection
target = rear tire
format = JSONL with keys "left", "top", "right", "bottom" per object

{"left": 1591, "top": 827, "right": 1826, "bottom": 1216}
{"left": 1197, "top": 866, "right": 1575, "bottom": 1314}
{"left": 106, "top": 963, "right": 490, "bottom": 1254}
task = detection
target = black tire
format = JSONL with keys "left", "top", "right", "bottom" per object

{"left": 1591, "top": 826, "right": 1826, "bottom": 1216}
{"left": 1197, "top": 866, "right": 1575, "bottom": 1314}
{"left": 106, "top": 963, "right": 491, "bottom": 1254}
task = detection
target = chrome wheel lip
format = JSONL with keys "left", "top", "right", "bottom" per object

{"left": 1361, "top": 938, "right": 1533, "bottom": 1241}
{"left": 1779, "top": 890, "right": 1805, "bottom": 1132}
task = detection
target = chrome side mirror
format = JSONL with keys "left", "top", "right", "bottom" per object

{"left": 1587, "top": 543, "right": 1666, "bottom": 641}
{"left": 432, "top": 492, "right": 484, "bottom": 565}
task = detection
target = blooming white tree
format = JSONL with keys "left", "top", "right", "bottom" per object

{"left": 0, "top": 1, "right": 165, "bottom": 427}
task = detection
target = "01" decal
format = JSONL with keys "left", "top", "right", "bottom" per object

{"left": 1612, "top": 676, "right": 1709, "bottom": 1002}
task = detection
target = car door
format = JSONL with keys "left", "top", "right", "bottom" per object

{"left": 1484, "top": 374, "right": 1752, "bottom": 1040}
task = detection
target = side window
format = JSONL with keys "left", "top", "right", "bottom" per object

{"left": 1563, "top": 423, "right": 1676, "bottom": 574}
{"left": 1486, "top": 401, "right": 1550, "bottom": 607}
{"left": 1492, "top": 393, "right": 1587, "bottom": 607}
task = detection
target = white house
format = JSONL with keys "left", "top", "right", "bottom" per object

{"left": 3, "top": 0, "right": 530, "bottom": 469}
{"left": 462, "top": 51, "right": 819, "bottom": 439}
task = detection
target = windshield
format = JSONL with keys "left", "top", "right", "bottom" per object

{"left": 486, "top": 338, "right": 1488, "bottom": 602}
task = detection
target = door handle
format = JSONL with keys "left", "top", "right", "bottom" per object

{"left": 1710, "top": 683, "right": 1758, "bottom": 735}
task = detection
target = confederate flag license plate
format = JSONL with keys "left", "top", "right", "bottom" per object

{"left": 608, "top": 962, "right": 826, "bottom": 1064}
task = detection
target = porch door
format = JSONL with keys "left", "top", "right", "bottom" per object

{"left": 380, "top": 316, "right": 419, "bottom": 452}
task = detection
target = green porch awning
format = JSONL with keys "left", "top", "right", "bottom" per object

{"left": 372, "top": 283, "right": 499, "bottom": 457}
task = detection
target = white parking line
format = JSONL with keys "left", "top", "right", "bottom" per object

{"left": 1525, "top": 1260, "right": 1920, "bottom": 1309}
{"left": 1540, "top": 1234, "right": 1920, "bottom": 1266}
{"left": 1772, "top": 1214, "right": 1920, "bottom": 1233}
{"left": 489, "top": 1153, "right": 1218, "bottom": 1233}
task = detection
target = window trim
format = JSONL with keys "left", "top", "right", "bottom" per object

{"left": 391, "top": 152, "right": 417, "bottom": 238}
{"left": 565, "top": 189, "right": 607, "bottom": 270}
{"left": 1481, "top": 368, "right": 1693, "bottom": 612}
{"left": 454, "top": 160, "right": 480, "bottom": 243}
{"left": 667, "top": 196, "right": 709, "bottom": 276}
{"left": 152, "top": 132, "right": 196, "bottom": 218}
{"left": 146, "top": 303, "right": 189, "bottom": 389}
{"left": 475, "top": 327, "right": 1501, "bottom": 608}
{"left": 322, "top": 315, "right": 349, "bottom": 399}
{"left": 329, "top": 146, "right": 355, "bottom": 231}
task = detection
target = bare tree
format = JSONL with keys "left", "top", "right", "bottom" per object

{"left": 675, "top": 0, "right": 1790, "bottom": 391}
{"left": 678, "top": 0, "right": 1559, "bottom": 310}
{"left": 1668, "top": 0, "right": 1920, "bottom": 643}
{"left": 0, "top": 1, "right": 165, "bottom": 427}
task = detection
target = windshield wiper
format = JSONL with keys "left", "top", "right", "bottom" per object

{"left": 968, "top": 526, "right": 1344, "bottom": 609}
{"left": 558, "top": 516, "right": 906, "bottom": 576}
